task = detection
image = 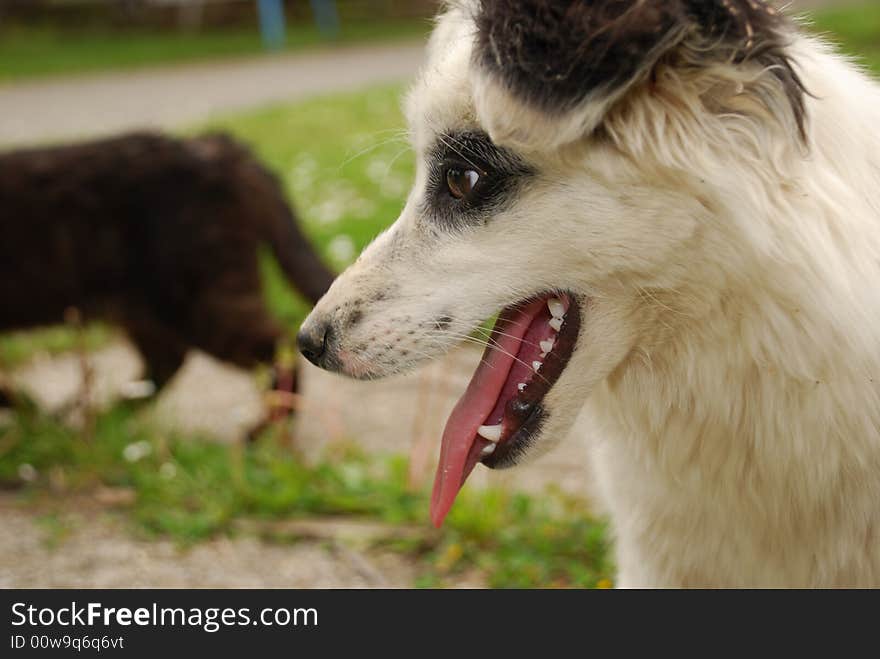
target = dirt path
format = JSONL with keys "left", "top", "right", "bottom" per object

{"left": 0, "top": 41, "right": 425, "bottom": 147}
{"left": 0, "top": 494, "right": 487, "bottom": 588}
{"left": 3, "top": 340, "right": 595, "bottom": 588}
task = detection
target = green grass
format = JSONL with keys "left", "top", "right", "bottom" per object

{"left": 200, "top": 83, "right": 413, "bottom": 327}
{"left": 0, "top": 20, "right": 429, "bottom": 82}
{"left": 0, "top": 404, "right": 612, "bottom": 588}
{"left": 812, "top": 3, "right": 880, "bottom": 74}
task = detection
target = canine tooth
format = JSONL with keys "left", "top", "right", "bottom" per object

{"left": 548, "top": 298, "right": 565, "bottom": 319}
{"left": 481, "top": 444, "right": 496, "bottom": 456}
{"left": 532, "top": 360, "right": 543, "bottom": 372}
{"left": 518, "top": 383, "right": 526, "bottom": 392}
{"left": 477, "top": 425, "right": 503, "bottom": 442}
{"left": 540, "top": 339, "right": 555, "bottom": 354}
{"left": 549, "top": 317, "right": 563, "bottom": 332}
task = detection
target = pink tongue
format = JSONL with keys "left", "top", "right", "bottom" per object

{"left": 430, "top": 299, "right": 546, "bottom": 527}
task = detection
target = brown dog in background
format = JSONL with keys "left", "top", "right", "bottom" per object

{"left": 0, "top": 131, "right": 334, "bottom": 407}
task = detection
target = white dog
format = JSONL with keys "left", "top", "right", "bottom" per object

{"left": 299, "top": 0, "right": 880, "bottom": 587}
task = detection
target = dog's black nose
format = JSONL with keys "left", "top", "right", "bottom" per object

{"left": 297, "top": 321, "right": 330, "bottom": 367}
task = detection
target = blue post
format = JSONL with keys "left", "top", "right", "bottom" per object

{"left": 309, "top": 0, "right": 340, "bottom": 39}
{"left": 257, "top": 0, "right": 287, "bottom": 50}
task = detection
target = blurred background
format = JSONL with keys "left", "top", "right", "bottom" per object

{"left": 0, "top": 0, "right": 877, "bottom": 588}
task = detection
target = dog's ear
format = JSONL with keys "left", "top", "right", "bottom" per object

{"left": 471, "top": 0, "right": 804, "bottom": 150}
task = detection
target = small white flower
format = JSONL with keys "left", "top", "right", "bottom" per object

{"left": 312, "top": 199, "right": 345, "bottom": 225}
{"left": 159, "top": 462, "right": 177, "bottom": 480}
{"left": 17, "top": 463, "right": 37, "bottom": 482}
{"left": 123, "top": 440, "right": 152, "bottom": 463}
{"left": 366, "top": 158, "right": 390, "bottom": 183}
{"left": 119, "top": 379, "right": 156, "bottom": 400}
{"left": 327, "top": 235, "right": 356, "bottom": 266}
{"left": 351, "top": 198, "right": 377, "bottom": 220}
{"left": 380, "top": 175, "right": 406, "bottom": 199}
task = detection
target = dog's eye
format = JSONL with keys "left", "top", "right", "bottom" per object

{"left": 445, "top": 168, "right": 480, "bottom": 200}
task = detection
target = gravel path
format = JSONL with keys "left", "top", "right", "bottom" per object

{"left": 0, "top": 494, "right": 485, "bottom": 588}
{"left": 0, "top": 41, "right": 425, "bottom": 147}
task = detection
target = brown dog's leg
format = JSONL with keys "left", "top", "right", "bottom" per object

{"left": 187, "top": 294, "right": 297, "bottom": 442}
{"left": 122, "top": 309, "right": 189, "bottom": 395}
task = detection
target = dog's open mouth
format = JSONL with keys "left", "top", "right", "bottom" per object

{"left": 430, "top": 293, "right": 581, "bottom": 526}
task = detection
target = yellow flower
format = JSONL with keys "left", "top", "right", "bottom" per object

{"left": 437, "top": 543, "right": 464, "bottom": 572}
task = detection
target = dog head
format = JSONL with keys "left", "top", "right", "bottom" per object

{"left": 299, "top": 0, "right": 807, "bottom": 524}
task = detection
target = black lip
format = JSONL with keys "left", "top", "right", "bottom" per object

{"left": 481, "top": 404, "right": 546, "bottom": 469}
{"left": 479, "top": 293, "right": 582, "bottom": 469}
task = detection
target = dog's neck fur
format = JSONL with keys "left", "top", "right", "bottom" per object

{"left": 302, "top": 3, "right": 880, "bottom": 586}
{"left": 585, "top": 37, "right": 880, "bottom": 586}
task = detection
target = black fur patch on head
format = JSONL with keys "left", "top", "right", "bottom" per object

{"left": 475, "top": 1, "right": 683, "bottom": 108}
{"left": 473, "top": 0, "right": 806, "bottom": 137}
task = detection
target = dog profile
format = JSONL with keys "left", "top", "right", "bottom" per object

{"left": 0, "top": 131, "right": 334, "bottom": 398}
{"left": 299, "top": 0, "right": 880, "bottom": 587}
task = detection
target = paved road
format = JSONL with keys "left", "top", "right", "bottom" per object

{"left": 0, "top": 0, "right": 850, "bottom": 147}
{"left": 0, "top": 41, "right": 425, "bottom": 147}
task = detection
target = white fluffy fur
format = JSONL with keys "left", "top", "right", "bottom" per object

{"left": 303, "top": 6, "right": 880, "bottom": 586}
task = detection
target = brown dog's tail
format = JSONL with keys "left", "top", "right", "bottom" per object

{"left": 265, "top": 201, "right": 336, "bottom": 305}
{"left": 192, "top": 132, "right": 337, "bottom": 304}
{"left": 246, "top": 150, "right": 337, "bottom": 305}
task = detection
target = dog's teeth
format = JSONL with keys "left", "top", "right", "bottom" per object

{"left": 481, "top": 444, "right": 496, "bottom": 456}
{"left": 548, "top": 298, "right": 565, "bottom": 319}
{"left": 477, "top": 425, "right": 503, "bottom": 442}
{"left": 549, "top": 317, "right": 563, "bottom": 332}
{"left": 540, "top": 338, "right": 555, "bottom": 354}
{"left": 518, "top": 383, "right": 526, "bottom": 392}
{"left": 532, "top": 360, "right": 543, "bottom": 372}
{"left": 540, "top": 352, "right": 548, "bottom": 359}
